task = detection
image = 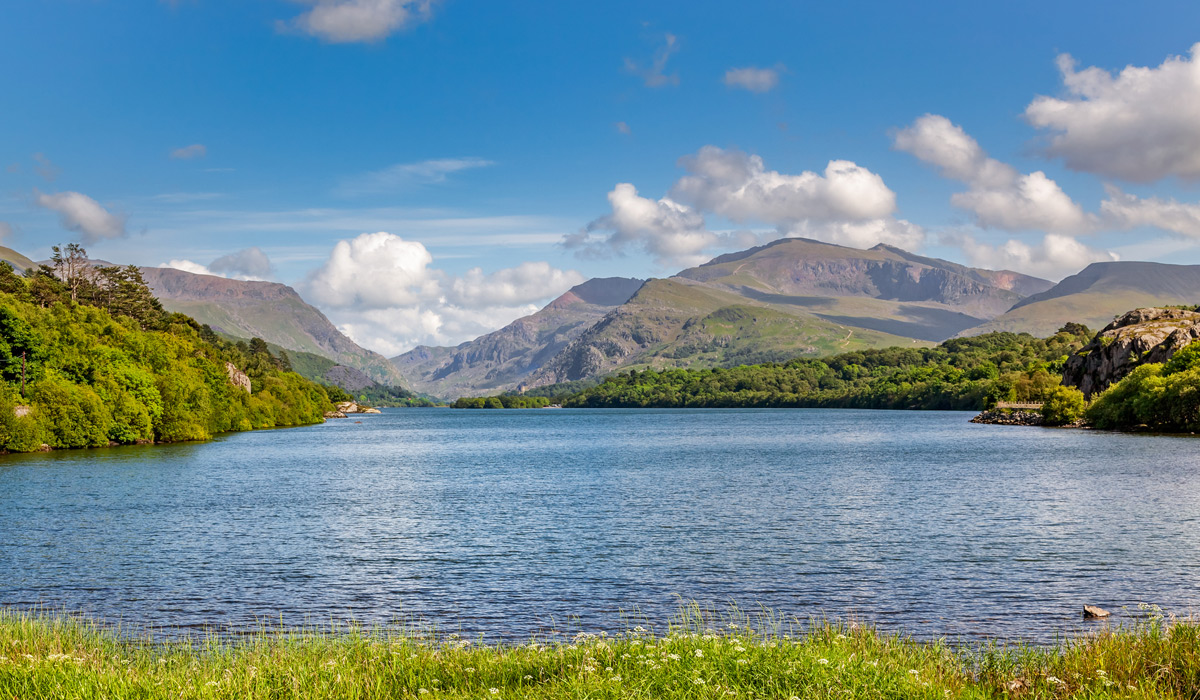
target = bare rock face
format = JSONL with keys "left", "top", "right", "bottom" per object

{"left": 1062, "top": 308, "right": 1200, "bottom": 398}
{"left": 225, "top": 362, "right": 252, "bottom": 394}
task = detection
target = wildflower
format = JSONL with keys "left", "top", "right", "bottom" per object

{"left": 465, "top": 667, "right": 476, "bottom": 673}
{"left": 418, "top": 690, "right": 429, "bottom": 695}
{"left": 908, "top": 669, "right": 920, "bottom": 676}
{"left": 667, "top": 654, "right": 681, "bottom": 661}
{"left": 817, "top": 658, "right": 829, "bottom": 665}
{"left": 605, "top": 667, "right": 613, "bottom": 672}
{"left": 693, "top": 678, "right": 706, "bottom": 685}
{"left": 1046, "top": 676, "right": 1064, "bottom": 685}
{"left": 694, "top": 649, "right": 704, "bottom": 658}
{"left": 1096, "top": 669, "right": 1107, "bottom": 677}
{"left": 737, "top": 658, "right": 748, "bottom": 664}
{"left": 734, "top": 645, "right": 746, "bottom": 652}
{"left": 611, "top": 675, "right": 622, "bottom": 682}
{"left": 523, "top": 675, "right": 533, "bottom": 681}
{"left": 488, "top": 688, "right": 499, "bottom": 695}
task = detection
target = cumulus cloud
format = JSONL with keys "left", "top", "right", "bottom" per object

{"left": 565, "top": 183, "right": 731, "bottom": 268}
{"left": 894, "top": 114, "right": 1093, "bottom": 234}
{"left": 624, "top": 33, "right": 680, "bottom": 88}
{"left": 209, "top": 247, "right": 273, "bottom": 279}
{"left": 944, "top": 231, "right": 1119, "bottom": 280}
{"left": 284, "top": 0, "right": 437, "bottom": 43}
{"left": 568, "top": 148, "right": 919, "bottom": 267}
{"left": 895, "top": 113, "right": 1200, "bottom": 245}
{"left": 169, "top": 144, "right": 207, "bottom": 160}
{"left": 1099, "top": 186, "right": 1200, "bottom": 238}
{"left": 671, "top": 146, "right": 897, "bottom": 223}
{"left": 723, "top": 65, "right": 782, "bottom": 93}
{"left": 338, "top": 157, "right": 494, "bottom": 195}
{"left": 1026, "top": 45, "right": 1200, "bottom": 183}
{"left": 34, "top": 190, "right": 127, "bottom": 243}
{"left": 305, "top": 232, "right": 583, "bottom": 353}
{"left": 162, "top": 259, "right": 215, "bottom": 276}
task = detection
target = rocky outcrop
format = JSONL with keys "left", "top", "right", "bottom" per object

{"left": 323, "top": 365, "right": 378, "bottom": 392}
{"left": 1062, "top": 307, "right": 1200, "bottom": 398}
{"left": 969, "top": 409, "right": 1044, "bottom": 426}
{"left": 225, "top": 362, "right": 251, "bottom": 394}
{"left": 334, "top": 401, "right": 382, "bottom": 415}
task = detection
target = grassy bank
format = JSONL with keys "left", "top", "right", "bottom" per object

{"left": 2, "top": 608, "right": 1199, "bottom": 698}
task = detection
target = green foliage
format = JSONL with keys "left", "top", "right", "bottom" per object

{"left": 452, "top": 395, "right": 552, "bottom": 409}
{"left": 1041, "top": 385, "right": 1087, "bottom": 426}
{"left": 0, "top": 254, "right": 337, "bottom": 453}
{"left": 560, "top": 328, "right": 1092, "bottom": 410}
{"left": 1087, "top": 343, "right": 1200, "bottom": 432}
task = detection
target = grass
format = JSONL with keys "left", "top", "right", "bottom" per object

{"left": 2, "top": 605, "right": 1199, "bottom": 699}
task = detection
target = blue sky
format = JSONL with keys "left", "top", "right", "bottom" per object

{"left": 4, "top": 1, "right": 1200, "bottom": 354}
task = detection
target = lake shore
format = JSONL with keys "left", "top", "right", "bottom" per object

{"left": 1, "top": 607, "right": 1195, "bottom": 699}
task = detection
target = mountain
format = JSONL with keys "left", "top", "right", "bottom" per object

{"left": 961, "top": 262, "right": 1200, "bottom": 338}
{"left": 523, "top": 238, "right": 1052, "bottom": 388}
{"left": 138, "top": 267, "right": 407, "bottom": 386}
{"left": 392, "top": 277, "right": 645, "bottom": 397}
{"left": 0, "top": 246, "right": 36, "bottom": 272}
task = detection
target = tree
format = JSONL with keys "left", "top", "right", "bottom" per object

{"left": 50, "top": 243, "right": 93, "bottom": 303}
{"left": 0, "top": 305, "right": 42, "bottom": 394}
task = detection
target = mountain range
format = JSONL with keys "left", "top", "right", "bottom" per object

{"left": 12, "top": 239, "right": 1200, "bottom": 400}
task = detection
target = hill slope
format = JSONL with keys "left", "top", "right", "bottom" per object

{"left": 392, "top": 277, "right": 644, "bottom": 397}
{"left": 961, "top": 262, "right": 1200, "bottom": 338}
{"left": 138, "top": 268, "right": 407, "bottom": 386}
{"left": 524, "top": 238, "right": 1050, "bottom": 388}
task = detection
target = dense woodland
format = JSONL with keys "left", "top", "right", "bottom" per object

{"left": 558, "top": 326, "right": 1094, "bottom": 412}
{"left": 0, "top": 245, "right": 335, "bottom": 452}
{"left": 1086, "top": 340, "right": 1200, "bottom": 432}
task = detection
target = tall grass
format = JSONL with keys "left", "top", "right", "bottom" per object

{"left": 2, "top": 605, "right": 1198, "bottom": 698}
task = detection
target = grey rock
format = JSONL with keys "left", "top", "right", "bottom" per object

{"left": 1062, "top": 307, "right": 1200, "bottom": 398}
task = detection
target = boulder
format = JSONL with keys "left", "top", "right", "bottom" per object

{"left": 323, "top": 411, "right": 348, "bottom": 419}
{"left": 225, "top": 362, "right": 252, "bottom": 394}
{"left": 969, "top": 409, "right": 1043, "bottom": 426}
{"left": 1083, "top": 605, "right": 1111, "bottom": 619}
{"left": 360, "top": 407, "right": 382, "bottom": 414}
{"left": 1062, "top": 308, "right": 1200, "bottom": 398}
{"left": 336, "top": 401, "right": 359, "bottom": 414}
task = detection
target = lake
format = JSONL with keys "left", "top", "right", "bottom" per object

{"left": 1, "top": 408, "right": 1198, "bottom": 642}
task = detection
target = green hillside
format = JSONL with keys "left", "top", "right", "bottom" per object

{"left": 0, "top": 261, "right": 333, "bottom": 452}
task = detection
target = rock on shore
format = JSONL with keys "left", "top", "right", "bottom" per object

{"left": 1062, "top": 307, "right": 1200, "bottom": 398}
{"left": 969, "top": 409, "right": 1043, "bottom": 426}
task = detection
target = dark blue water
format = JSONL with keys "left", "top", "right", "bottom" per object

{"left": 2, "top": 408, "right": 1199, "bottom": 642}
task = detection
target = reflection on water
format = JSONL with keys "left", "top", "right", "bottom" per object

{"left": 1, "top": 408, "right": 1198, "bottom": 642}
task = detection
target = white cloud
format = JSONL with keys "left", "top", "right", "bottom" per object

{"left": 209, "top": 247, "right": 273, "bottom": 279}
{"left": 337, "top": 157, "right": 494, "bottom": 195}
{"left": 615, "top": 121, "right": 632, "bottom": 135}
{"left": 894, "top": 114, "right": 1093, "bottom": 234}
{"left": 1099, "top": 186, "right": 1200, "bottom": 238}
{"left": 782, "top": 218, "right": 927, "bottom": 252}
{"left": 305, "top": 232, "right": 583, "bottom": 353}
{"left": 1025, "top": 45, "right": 1200, "bottom": 183}
{"left": 284, "top": 0, "right": 437, "bottom": 43}
{"left": 624, "top": 33, "right": 680, "bottom": 88}
{"left": 671, "top": 146, "right": 897, "bottom": 223}
{"left": 34, "top": 190, "right": 127, "bottom": 243}
{"left": 723, "top": 65, "right": 782, "bottom": 93}
{"left": 944, "top": 231, "right": 1118, "bottom": 280}
{"left": 169, "top": 144, "right": 207, "bottom": 160}
{"left": 448, "top": 262, "right": 584, "bottom": 308}
{"left": 569, "top": 147, "right": 921, "bottom": 267}
{"left": 564, "top": 183, "right": 753, "bottom": 268}
{"left": 0, "top": 222, "right": 12, "bottom": 242}
{"left": 162, "top": 259, "right": 215, "bottom": 276}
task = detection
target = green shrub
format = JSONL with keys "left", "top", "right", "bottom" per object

{"left": 1041, "top": 385, "right": 1087, "bottom": 426}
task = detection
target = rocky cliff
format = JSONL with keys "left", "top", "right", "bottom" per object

{"left": 1062, "top": 307, "right": 1200, "bottom": 398}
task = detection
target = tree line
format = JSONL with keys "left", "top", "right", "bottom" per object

{"left": 0, "top": 247, "right": 338, "bottom": 452}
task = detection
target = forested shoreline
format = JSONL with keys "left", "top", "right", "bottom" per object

{"left": 0, "top": 246, "right": 336, "bottom": 453}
